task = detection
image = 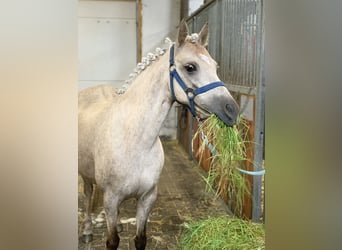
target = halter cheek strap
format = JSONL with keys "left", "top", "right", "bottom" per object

{"left": 169, "top": 44, "right": 225, "bottom": 117}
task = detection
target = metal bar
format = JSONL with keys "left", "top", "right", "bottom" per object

{"left": 188, "top": 16, "right": 196, "bottom": 160}
{"left": 238, "top": 0, "right": 243, "bottom": 86}
{"left": 233, "top": 0, "right": 237, "bottom": 84}
{"left": 226, "top": 83, "right": 256, "bottom": 95}
{"left": 222, "top": 0, "right": 226, "bottom": 81}
{"left": 248, "top": 0, "right": 252, "bottom": 86}
{"left": 242, "top": 0, "right": 247, "bottom": 86}
{"left": 189, "top": 113, "right": 194, "bottom": 160}
{"left": 251, "top": 0, "right": 257, "bottom": 87}
{"left": 252, "top": 0, "right": 265, "bottom": 222}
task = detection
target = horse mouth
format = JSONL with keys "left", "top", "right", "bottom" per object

{"left": 195, "top": 101, "right": 238, "bottom": 127}
{"left": 195, "top": 104, "right": 211, "bottom": 120}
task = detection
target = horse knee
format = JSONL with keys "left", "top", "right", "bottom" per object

{"left": 134, "top": 234, "right": 146, "bottom": 250}
{"left": 106, "top": 233, "right": 120, "bottom": 250}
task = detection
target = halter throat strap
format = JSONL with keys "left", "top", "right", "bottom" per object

{"left": 169, "top": 44, "right": 224, "bottom": 117}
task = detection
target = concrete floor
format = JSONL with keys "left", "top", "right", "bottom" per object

{"left": 78, "top": 140, "right": 231, "bottom": 250}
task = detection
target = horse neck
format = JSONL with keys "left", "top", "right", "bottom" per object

{"left": 118, "top": 51, "right": 173, "bottom": 145}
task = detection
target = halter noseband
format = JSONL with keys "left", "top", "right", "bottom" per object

{"left": 169, "top": 44, "right": 225, "bottom": 117}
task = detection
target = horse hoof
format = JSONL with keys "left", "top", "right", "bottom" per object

{"left": 116, "top": 223, "right": 123, "bottom": 233}
{"left": 82, "top": 234, "right": 93, "bottom": 243}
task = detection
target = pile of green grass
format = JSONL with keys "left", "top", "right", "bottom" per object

{"left": 176, "top": 216, "right": 265, "bottom": 250}
{"left": 194, "top": 115, "right": 251, "bottom": 216}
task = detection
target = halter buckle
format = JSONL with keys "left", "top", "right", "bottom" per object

{"left": 185, "top": 88, "right": 195, "bottom": 99}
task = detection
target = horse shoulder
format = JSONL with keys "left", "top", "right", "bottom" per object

{"left": 78, "top": 85, "right": 118, "bottom": 178}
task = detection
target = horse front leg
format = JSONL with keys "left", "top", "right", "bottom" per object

{"left": 82, "top": 179, "right": 94, "bottom": 243}
{"left": 135, "top": 186, "right": 158, "bottom": 250}
{"left": 103, "top": 191, "right": 120, "bottom": 250}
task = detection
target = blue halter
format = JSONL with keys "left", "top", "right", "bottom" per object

{"left": 169, "top": 44, "right": 225, "bottom": 117}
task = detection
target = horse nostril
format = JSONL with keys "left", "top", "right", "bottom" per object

{"left": 226, "top": 103, "right": 234, "bottom": 114}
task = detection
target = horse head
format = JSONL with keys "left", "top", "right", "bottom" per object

{"left": 170, "top": 20, "right": 239, "bottom": 126}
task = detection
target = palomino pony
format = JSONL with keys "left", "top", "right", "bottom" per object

{"left": 78, "top": 20, "right": 239, "bottom": 250}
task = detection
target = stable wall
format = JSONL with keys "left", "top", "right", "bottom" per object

{"left": 141, "top": 0, "right": 181, "bottom": 139}
{"left": 78, "top": 0, "right": 137, "bottom": 91}
{"left": 78, "top": 0, "right": 181, "bottom": 139}
{"left": 142, "top": 0, "right": 181, "bottom": 55}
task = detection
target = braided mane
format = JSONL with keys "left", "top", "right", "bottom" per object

{"left": 116, "top": 37, "right": 173, "bottom": 94}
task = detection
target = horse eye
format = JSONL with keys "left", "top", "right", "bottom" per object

{"left": 184, "top": 64, "right": 197, "bottom": 73}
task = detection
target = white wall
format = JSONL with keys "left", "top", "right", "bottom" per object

{"left": 78, "top": 0, "right": 180, "bottom": 139}
{"left": 142, "top": 0, "right": 181, "bottom": 139}
{"left": 142, "top": 0, "right": 181, "bottom": 55}
{"left": 78, "top": 1, "right": 136, "bottom": 90}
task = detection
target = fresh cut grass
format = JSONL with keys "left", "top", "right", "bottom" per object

{"left": 194, "top": 115, "right": 251, "bottom": 216}
{"left": 176, "top": 216, "right": 265, "bottom": 250}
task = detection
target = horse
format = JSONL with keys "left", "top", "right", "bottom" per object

{"left": 78, "top": 20, "right": 239, "bottom": 250}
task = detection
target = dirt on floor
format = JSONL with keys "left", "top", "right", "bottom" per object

{"left": 78, "top": 140, "right": 231, "bottom": 250}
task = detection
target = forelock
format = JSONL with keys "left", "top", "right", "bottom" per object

{"left": 185, "top": 33, "right": 200, "bottom": 44}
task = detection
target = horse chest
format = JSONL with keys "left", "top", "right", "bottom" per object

{"left": 124, "top": 148, "right": 164, "bottom": 185}
{"left": 95, "top": 140, "right": 164, "bottom": 194}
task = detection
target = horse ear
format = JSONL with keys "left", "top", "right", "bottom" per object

{"left": 198, "top": 22, "right": 209, "bottom": 46}
{"left": 178, "top": 19, "right": 189, "bottom": 46}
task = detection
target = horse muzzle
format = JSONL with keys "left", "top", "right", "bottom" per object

{"left": 219, "top": 98, "right": 239, "bottom": 126}
{"left": 199, "top": 96, "right": 239, "bottom": 127}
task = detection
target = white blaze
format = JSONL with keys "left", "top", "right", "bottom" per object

{"left": 199, "top": 54, "right": 211, "bottom": 65}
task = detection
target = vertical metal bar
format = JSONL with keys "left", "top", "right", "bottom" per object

{"left": 217, "top": 1, "right": 222, "bottom": 66}
{"left": 238, "top": 0, "right": 242, "bottom": 85}
{"left": 234, "top": 0, "right": 238, "bottom": 84}
{"left": 239, "top": 0, "right": 244, "bottom": 85}
{"left": 211, "top": 1, "right": 220, "bottom": 62}
{"left": 251, "top": 0, "right": 257, "bottom": 87}
{"left": 246, "top": 0, "right": 255, "bottom": 87}
{"left": 229, "top": 0, "right": 233, "bottom": 83}
{"left": 233, "top": 0, "right": 238, "bottom": 84}
{"left": 225, "top": 0, "right": 230, "bottom": 82}
{"left": 221, "top": 0, "right": 227, "bottom": 82}
{"left": 252, "top": 0, "right": 265, "bottom": 222}
{"left": 247, "top": 0, "right": 252, "bottom": 87}
{"left": 254, "top": 0, "right": 259, "bottom": 87}
{"left": 228, "top": 0, "right": 232, "bottom": 83}
{"left": 188, "top": 15, "right": 197, "bottom": 160}
{"left": 242, "top": 0, "right": 247, "bottom": 86}
{"left": 189, "top": 114, "right": 194, "bottom": 160}
{"left": 238, "top": 0, "right": 244, "bottom": 86}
